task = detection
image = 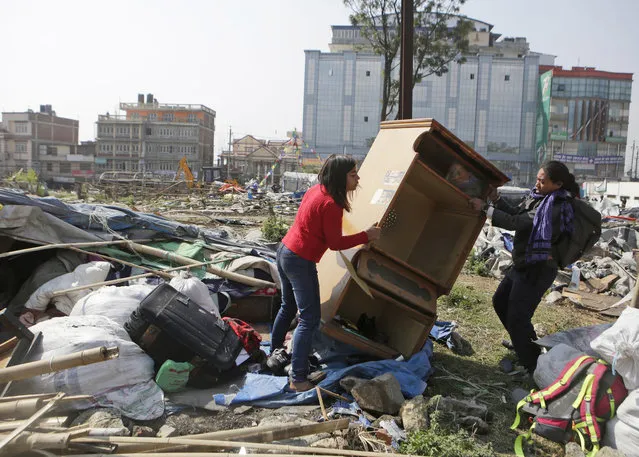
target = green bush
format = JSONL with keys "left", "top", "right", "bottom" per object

{"left": 464, "top": 249, "right": 491, "bottom": 277}
{"left": 400, "top": 411, "right": 495, "bottom": 457}
{"left": 262, "top": 214, "right": 289, "bottom": 242}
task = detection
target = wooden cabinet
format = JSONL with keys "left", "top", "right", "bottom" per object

{"left": 318, "top": 118, "right": 509, "bottom": 358}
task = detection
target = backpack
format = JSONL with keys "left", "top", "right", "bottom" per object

{"left": 511, "top": 356, "right": 627, "bottom": 457}
{"left": 554, "top": 198, "right": 602, "bottom": 269}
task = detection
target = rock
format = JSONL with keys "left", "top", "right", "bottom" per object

{"left": 450, "top": 331, "right": 475, "bottom": 356}
{"left": 565, "top": 442, "right": 586, "bottom": 457}
{"left": 427, "top": 395, "right": 492, "bottom": 421}
{"left": 545, "top": 291, "right": 563, "bottom": 304}
{"left": 157, "top": 425, "right": 178, "bottom": 437}
{"left": 399, "top": 395, "right": 429, "bottom": 433}
{"left": 457, "top": 415, "right": 489, "bottom": 434}
{"left": 351, "top": 373, "right": 405, "bottom": 415}
{"left": 339, "top": 376, "right": 366, "bottom": 393}
{"left": 310, "top": 437, "right": 348, "bottom": 449}
{"left": 371, "top": 414, "right": 402, "bottom": 428}
{"left": 533, "top": 323, "right": 548, "bottom": 338}
{"left": 131, "top": 426, "right": 155, "bottom": 437}
{"left": 596, "top": 447, "right": 627, "bottom": 457}
{"left": 71, "top": 408, "right": 126, "bottom": 430}
{"left": 233, "top": 405, "right": 253, "bottom": 415}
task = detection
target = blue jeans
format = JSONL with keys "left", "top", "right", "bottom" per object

{"left": 271, "top": 244, "right": 321, "bottom": 382}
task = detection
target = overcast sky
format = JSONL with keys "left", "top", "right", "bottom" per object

{"left": 1, "top": 0, "right": 637, "bottom": 168}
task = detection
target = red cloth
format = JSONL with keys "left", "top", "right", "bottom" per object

{"left": 223, "top": 317, "right": 262, "bottom": 354}
{"left": 282, "top": 184, "right": 369, "bottom": 263}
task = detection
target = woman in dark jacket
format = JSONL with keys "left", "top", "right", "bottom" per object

{"left": 470, "top": 160, "right": 580, "bottom": 373}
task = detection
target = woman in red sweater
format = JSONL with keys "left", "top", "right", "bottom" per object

{"left": 268, "top": 155, "right": 381, "bottom": 392}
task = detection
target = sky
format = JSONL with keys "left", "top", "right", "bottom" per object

{"left": 1, "top": 0, "right": 638, "bottom": 168}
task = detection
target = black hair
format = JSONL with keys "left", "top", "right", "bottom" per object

{"left": 318, "top": 154, "right": 357, "bottom": 212}
{"left": 542, "top": 160, "right": 580, "bottom": 197}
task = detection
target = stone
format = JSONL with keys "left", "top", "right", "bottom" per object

{"left": 339, "top": 376, "right": 366, "bottom": 393}
{"left": 371, "top": 414, "right": 402, "bottom": 428}
{"left": 351, "top": 373, "right": 405, "bottom": 415}
{"left": 399, "top": 395, "right": 429, "bottom": 433}
{"left": 233, "top": 405, "right": 253, "bottom": 415}
{"left": 533, "top": 323, "right": 548, "bottom": 339}
{"left": 71, "top": 408, "right": 126, "bottom": 430}
{"left": 131, "top": 425, "right": 155, "bottom": 437}
{"left": 596, "top": 447, "right": 627, "bottom": 457}
{"left": 156, "top": 425, "right": 178, "bottom": 437}
{"left": 310, "top": 437, "right": 347, "bottom": 449}
{"left": 564, "top": 442, "right": 586, "bottom": 457}
{"left": 457, "top": 415, "right": 490, "bottom": 434}
{"left": 427, "top": 395, "right": 492, "bottom": 421}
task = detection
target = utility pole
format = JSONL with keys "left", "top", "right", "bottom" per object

{"left": 227, "top": 126, "right": 232, "bottom": 180}
{"left": 398, "top": 0, "right": 414, "bottom": 120}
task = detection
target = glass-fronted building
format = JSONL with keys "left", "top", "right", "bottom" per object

{"left": 541, "top": 66, "right": 632, "bottom": 179}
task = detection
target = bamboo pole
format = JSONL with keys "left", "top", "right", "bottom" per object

{"left": 68, "top": 246, "right": 174, "bottom": 280}
{"left": 316, "top": 386, "right": 328, "bottom": 421}
{"left": 72, "top": 436, "right": 413, "bottom": 457}
{"left": 631, "top": 249, "right": 639, "bottom": 309}
{"left": 50, "top": 260, "right": 219, "bottom": 297}
{"left": 72, "top": 454, "right": 405, "bottom": 457}
{"left": 0, "top": 239, "right": 151, "bottom": 259}
{"left": 0, "top": 392, "right": 65, "bottom": 454}
{"left": 112, "top": 418, "right": 350, "bottom": 453}
{"left": 317, "top": 386, "right": 350, "bottom": 403}
{"left": 0, "top": 346, "right": 119, "bottom": 383}
{"left": 126, "top": 241, "right": 276, "bottom": 288}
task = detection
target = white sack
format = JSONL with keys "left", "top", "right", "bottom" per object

{"left": 12, "top": 315, "right": 163, "bottom": 420}
{"left": 24, "top": 261, "right": 112, "bottom": 314}
{"left": 169, "top": 272, "right": 220, "bottom": 318}
{"left": 591, "top": 307, "right": 639, "bottom": 390}
{"left": 602, "top": 388, "right": 639, "bottom": 457}
{"left": 70, "top": 284, "right": 155, "bottom": 327}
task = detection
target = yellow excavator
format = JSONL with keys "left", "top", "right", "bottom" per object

{"left": 176, "top": 157, "right": 198, "bottom": 189}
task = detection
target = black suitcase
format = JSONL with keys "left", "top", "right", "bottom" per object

{"left": 125, "top": 283, "right": 242, "bottom": 371}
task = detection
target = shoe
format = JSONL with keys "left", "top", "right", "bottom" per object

{"left": 267, "top": 348, "right": 290, "bottom": 375}
{"left": 308, "top": 370, "right": 326, "bottom": 385}
{"left": 501, "top": 339, "right": 515, "bottom": 350}
{"left": 289, "top": 379, "right": 314, "bottom": 392}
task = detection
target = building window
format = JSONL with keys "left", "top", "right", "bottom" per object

{"left": 46, "top": 163, "right": 53, "bottom": 172}
{"left": 470, "top": 73, "right": 475, "bottom": 80}
{"left": 59, "top": 162, "right": 71, "bottom": 173}
{"left": 364, "top": 116, "right": 369, "bottom": 122}
{"left": 148, "top": 113, "right": 157, "bottom": 121}
{"left": 15, "top": 142, "right": 27, "bottom": 153}
{"left": 504, "top": 75, "right": 510, "bottom": 82}
{"left": 557, "top": 84, "right": 566, "bottom": 91}
{"left": 80, "top": 162, "right": 92, "bottom": 171}
{"left": 188, "top": 113, "right": 197, "bottom": 123}
{"left": 329, "top": 69, "right": 333, "bottom": 76}
{"left": 47, "top": 146, "right": 58, "bottom": 156}
{"left": 366, "top": 70, "right": 371, "bottom": 77}
{"left": 163, "top": 113, "right": 174, "bottom": 122}
{"left": 15, "top": 122, "right": 28, "bottom": 134}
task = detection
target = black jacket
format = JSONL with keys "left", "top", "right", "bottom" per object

{"left": 491, "top": 195, "right": 565, "bottom": 269}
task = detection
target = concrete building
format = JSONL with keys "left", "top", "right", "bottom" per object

{"left": 540, "top": 66, "right": 633, "bottom": 180}
{"left": 0, "top": 105, "right": 79, "bottom": 183}
{"left": 219, "top": 135, "right": 300, "bottom": 185}
{"left": 303, "top": 17, "right": 557, "bottom": 185}
{"left": 95, "top": 94, "right": 215, "bottom": 177}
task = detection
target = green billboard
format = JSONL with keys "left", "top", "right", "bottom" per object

{"left": 535, "top": 70, "right": 553, "bottom": 165}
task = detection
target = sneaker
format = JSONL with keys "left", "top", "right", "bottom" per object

{"left": 266, "top": 348, "right": 290, "bottom": 375}
{"left": 289, "top": 379, "right": 314, "bottom": 392}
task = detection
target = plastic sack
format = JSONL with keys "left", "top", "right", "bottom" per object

{"left": 590, "top": 307, "right": 639, "bottom": 389}
{"left": 11, "top": 315, "right": 164, "bottom": 420}
{"left": 169, "top": 272, "right": 221, "bottom": 318}
{"left": 23, "top": 261, "right": 112, "bottom": 314}
{"left": 70, "top": 284, "right": 155, "bottom": 327}
{"left": 602, "top": 388, "right": 639, "bottom": 457}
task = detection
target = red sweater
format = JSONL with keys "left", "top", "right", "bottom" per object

{"left": 282, "top": 184, "right": 369, "bottom": 263}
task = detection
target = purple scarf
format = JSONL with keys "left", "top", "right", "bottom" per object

{"left": 525, "top": 188, "right": 574, "bottom": 264}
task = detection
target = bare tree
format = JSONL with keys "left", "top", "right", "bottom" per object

{"left": 344, "top": 0, "right": 472, "bottom": 121}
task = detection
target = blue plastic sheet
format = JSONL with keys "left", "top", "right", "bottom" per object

{"left": 232, "top": 339, "right": 434, "bottom": 407}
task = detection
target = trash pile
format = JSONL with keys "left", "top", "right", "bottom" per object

{"left": 472, "top": 197, "right": 639, "bottom": 317}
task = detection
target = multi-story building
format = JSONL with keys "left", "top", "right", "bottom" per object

{"left": 303, "top": 18, "right": 558, "bottom": 185}
{"left": 539, "top": 66, "right": 632, "bottom": 179}
{"left": 95, "top": 94, "right": 215, "bottom": 177}
{"left": 219, "top": 134, "right": 300, "bottom": 184}
{"left": 0, "top": 105, "right": 79, "bottom": 183}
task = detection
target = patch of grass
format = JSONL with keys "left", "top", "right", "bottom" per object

{"left": 261, "top": 213, "right": 289, "bottom": 242}
{"left": 464, "top": 250, "right": 492, "bottom": 277}
{"left": 437, "top": 284, "right": 484, "bottom": 310}
{"left": 400, "top": 411, "right": 495, "bottom": 457}
{"left": 427, "top": 273, "right": 615, "bottom": 456}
